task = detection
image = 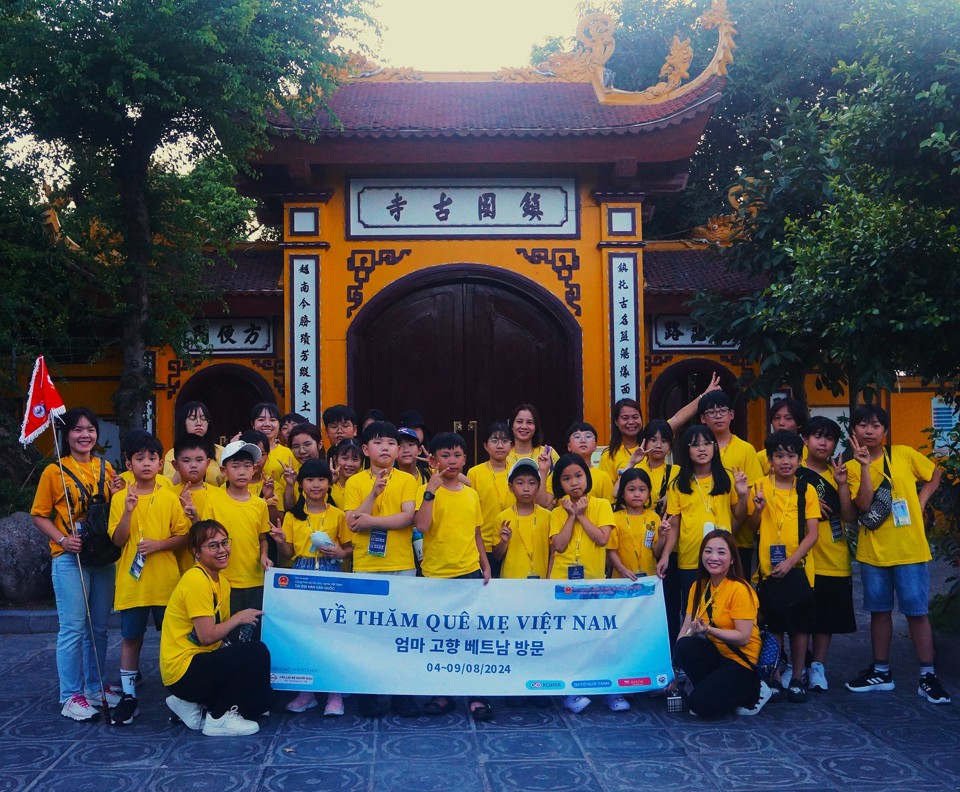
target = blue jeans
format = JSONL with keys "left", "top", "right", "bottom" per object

{"left": 51, "top": 553, "right": 115, "bottom": 703}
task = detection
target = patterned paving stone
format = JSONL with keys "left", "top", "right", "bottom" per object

{"left": 573, "top": 726, "right": 686, "bottom": 759}
{"left": 484, "top": 760, "right": 604, "bottom": 792}
{"left": 0, "top": 741, "right": 65, "bottom": 771}
{"left": 29, "top": 770, "right": 155, "bottom": 791}
{"left": 168, "top": 735, "right": 270, "bottom": 766}
{"left": 694, "top": 752, "right": 832, "bottom": 791}
{"left": 378, "top": 731, "right": 476, "bottom": 761}
{"left": 0, "top": 773, "right": 40, "bottom": 792}
{"left": 270, "top": 734, "right": 375, "bottom": 764}
{"left": 147, "top": 767, "right": 260, "bottom": 792}
{"left": 595, "top": 759, "right": 718, "bottom": 791}
{"left": 476, "top": 729, "right": 585, "bottom": 761}
{"left": 375, "top": 760, "right": 486, "bottom": 792}
{"left": 679, "top": 724, "right": 782, "bottom": 754}
{"left": 811, "top": 749, "right": 944, "bottom": 787}
{"left": 261, "top": 766, "right": 371, "bottom": 792}
{"left": 57, "top": 738, "right": 171, "bottom": 769}
{"left": 470, "top": 705, "right": 566, "bottom": 730}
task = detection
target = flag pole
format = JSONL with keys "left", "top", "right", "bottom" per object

{"left": 51, "top": 412, "right": 112, "bottom": 721}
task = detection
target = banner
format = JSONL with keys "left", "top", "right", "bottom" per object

{"left": 19, "top": 355, "right": 66, "bottom": 446}
{"left": 262, "top": 570, "right": 674, "bottom": 697}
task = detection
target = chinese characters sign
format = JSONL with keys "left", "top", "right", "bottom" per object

{"left": 348, "top": 178, "right": 577, "bottom": 238}
{"left": 290, "top": 256, "right": 320, "bottom": 424}
{"left": 187, "top": 318, "right": 273, "bottom": 354}
{"left": 609, "top": 254, "right": 639, "bottom": 400}
{"left": 652, "top": 315, "right": 738, "bottom": 351}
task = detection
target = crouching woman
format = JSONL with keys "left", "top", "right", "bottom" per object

{"left": 160, "top": 519, "right": 272, "bottom": 736}
{"left": 675, "top": 530, "right": 769, "bottom": 716}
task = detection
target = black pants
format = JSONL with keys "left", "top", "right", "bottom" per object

{"left": 662, "top": 552, "right": 681, "bottom": 652}
{"left": 229, "top": 585, "right": 264, "bottom": 642}
{"left": 168, "top": 641, "right": 272, "bottom": 720}
{"left": 675, "top": 636, "right": 759, "bottom": 717}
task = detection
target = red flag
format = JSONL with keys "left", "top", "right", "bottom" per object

{"left": 19, "top": 355, "right": 66, "bottom": 446}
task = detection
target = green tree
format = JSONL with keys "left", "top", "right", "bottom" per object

{"left": 0, "top": 0, "right": 371, "bottom": 431}
{"left": 690, "top": 0, "right": 960, "bottom": 402}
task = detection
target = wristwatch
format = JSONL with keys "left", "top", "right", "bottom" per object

{"left": 422, "top": 491, "right": 436, "bottom": 501}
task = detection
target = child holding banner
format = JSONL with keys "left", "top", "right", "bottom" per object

{"left": 492, "top": 459, "right": 551, "bottom": 579}
{"left": 275, "top": 459, "right": 351, "bottom": 715}
{"left": 468, "top": 422, "right": 515, "bottom": 578}
{"left": 415, "top": 432, "right": 493, "bottom": 720}
{"left": 547, "top": 453, "right": 615, "bottom": 714}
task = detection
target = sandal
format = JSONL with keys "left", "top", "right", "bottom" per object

{"left": 563, "top": 695, "right": 591, "bottom": 714}
{"left": 285, "top": 692, "right": 318, "bottom": 713}
{"left": 468, "top": 698, "right": 494, "bottom": 722}
{"left": 423, "top": 696, "right": 456, "bottom": 716}
{"left": 606, "top": 694, "right": 630, "bottom": 712}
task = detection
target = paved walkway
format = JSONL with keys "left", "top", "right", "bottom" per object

{"left": 1, "top": 565, "right": 958, "bottom": 792}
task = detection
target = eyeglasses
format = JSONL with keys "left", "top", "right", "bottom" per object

{"left": 202, "top": 538, "right": 231, "bottom": 552}
{"left": 702, "top": 408, "right": 730, "bottom": 419}
{"left": 570, "top": 433, "right": 596, "bottom": 442}
{"left": 689, "top": 441, "right": 715, "bottom": 448}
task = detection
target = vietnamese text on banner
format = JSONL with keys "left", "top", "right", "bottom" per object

{"left": 262, "top": 570, "right": 674, "bottom": 697}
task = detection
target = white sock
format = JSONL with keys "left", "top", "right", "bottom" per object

{"left": 120, "top": 669, "right": 137, "bottom": 697}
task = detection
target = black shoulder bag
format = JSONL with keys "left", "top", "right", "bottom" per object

{"left": 61, "top": 460, "right": 121, "bottom": 567}
{"left": 858, "top": 451, "right": 893, "bottom": 531}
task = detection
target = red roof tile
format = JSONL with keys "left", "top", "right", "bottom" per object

{"left": 204, "top": 247, "right": 282, "bottom": 296}
{"left": 272, "top": 77, "right": 724, "bottom": 139}
{"left": 644, "top": 248, "right": 767, "bottom": 295}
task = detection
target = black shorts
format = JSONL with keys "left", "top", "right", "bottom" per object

{"left": 813, "top": 574, "right": 857, "bottom": 635}
{"left": 763, "top": 595, "right": 816, "bottom": 635}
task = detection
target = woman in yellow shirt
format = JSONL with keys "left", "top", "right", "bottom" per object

{"left": 161, "top": 519, "right": 271, "bottom": 737}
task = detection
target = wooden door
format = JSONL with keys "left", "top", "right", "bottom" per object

{"left": 349, "top": 268, "right": 581, "bottom": 465}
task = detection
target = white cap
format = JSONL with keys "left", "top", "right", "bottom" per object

{"left": 220, "top": 440, "right": 262, "bottom": 464}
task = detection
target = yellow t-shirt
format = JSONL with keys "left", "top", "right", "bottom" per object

{"left": 416, "top": 485, "right": 484, "bottom": 578}
{"left": 506, "top": 445, "right": 559, "bottom": 470}
{"left": 467, "top": 462, "right": 515, "bottom": 552}
{"left": 590, "top": 468, "right": 615, "bottom": 503}
{"left": 121, "top": 470, "right": 176, "bottom": 492}
{"left": 160, "top": 566, "right": 230, "bottom": 686}
{"left": 610, "top": 509, "right": 660, "bottom": 577}
{"left": 201, "top": 487, "right": 270, "bottom": 588}
{"left": 686, "top": 579, "right": 761, "bottom": 670}
{"left": 344, "top": 469, "right": 417, "bottom": 572}
{"left": 598, "top": 444, "right": 640, "bottom": 483}
{"left": 493, "top": 505, "right": 552, "bottom": 579}
{"left": 847, "top": 446, "right": 936, "bottom": 567}
{"left": 639, "top": 460, "right": 679, "bottom": 513}
{"left": 108, "top": 485, "right": 191, "bottom": 610}
{"left": 282, "top": 506, "right": 349, "bottom": 561}
{"left": 755, "top": 477, "right": 821, "bottom": 586}
{"left": 802, "top": 465, "right": 852, "bottom": 577}
{"left": 262, "top": 444, "right": 299, "bottom": 507}
{"left": 548, "top": 496, "right": 615, "bottom": 580}
{"left": 162, "top": 444, "right": 224, "bottom": 486}
{"left": 174, "top": 482, "right": 214, "bottom": 574}
{"left": 330, "top": 481, "right": 348, "bottom": 510}
{"left": 666, "top": 473, "right": 741, "bottom": 570}
{"left": 31, "top": 457, "right": 117, "bottom": 558}
{"left": 718, "top": 436, "right": 763, "bottom": 548}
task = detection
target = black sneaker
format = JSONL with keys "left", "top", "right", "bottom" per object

{"left": 918, "top": 673, "right": 951, "bottom": 704}
{"left": 845, "top": 666, "right": 895, "bottom": 693}
{"left": 111, "top": 694, "right": 139, "bottom": 726}
{"left": 787, "top": 684, "right": 807, "bottom": 704}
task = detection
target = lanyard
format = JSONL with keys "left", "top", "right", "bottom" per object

{"left": 511, "top": 507, "right": 537, "bottom": 574}
{"left": 693, "top": 476, "right": 715, "bottom": 516}
{"left": 768, "top": 476, "right": 796, "bottom": 545}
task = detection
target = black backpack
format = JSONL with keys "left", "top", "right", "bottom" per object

{"left": 61, "top": 460, "right": 121, "bottom": 567}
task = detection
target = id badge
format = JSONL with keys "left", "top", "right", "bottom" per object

{"left": 830, "top": 517, "right": 844, "bottom": 542}
{"left": 367, "top": 529, "right": 388, "bottom": 557}
{"left": 644, "top": 529, "right": 655, "bottom": 549}
{"left": 526, "top": 574, "right": 541, "bottom": 579}
{"left": 769, "top": 544, "right": 787, "bottom": 566}
{"left": 129, "top": 550, "right": 145, "bottom": 580}
{"left": 567, "top": 564, "right": 585, "bottom": 580}
{"left": 702, "top": 521, "right": 716, "bottom": 538}
{"left": 891, "top": 498, "right": 911, "bottom": 527}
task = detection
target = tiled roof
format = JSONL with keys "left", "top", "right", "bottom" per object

{"left": 272, "top": 77, "right": 724, "bottom": 139}
{"left": 644, "top": 248, "right": 767, "bottom": 295}
{"left": 203, "top": 247, "right": 282, "bottom": 296}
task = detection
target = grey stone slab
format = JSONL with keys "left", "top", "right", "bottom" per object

{"left": 0, "top": 740, "right": 67, "bottom": 771}
{"left": 693, "top": 752, "right": 834, "bottom": 791}
{"left": 575, "top": 726, "right": 686, "bottom": 759}
{"left": 595, "top": 759, "right": 719, "bottom": 791}
{"left": 811, "top": 749, "right": 946, "bottom": 787}
{"left": 24, "top": 770, "right": 155, "bottom": 792}
{"left": 679, "top": 725, "right": 783, "bottom": 754}
{"left": 281, "top": 710, "right": 377, "bottom": 734}
{"left": 56, "top": 738, "right": 172, "bottom": 769}
{"left": 378, "top": 731, "right": 476, "bottom": 761}
{"left": 470, "top": 705, "right": 567, "bottom": 730}
{"left": 166, "top": 735, "right": 271, "bottom": 766}
{"left": 148, "top": 767, "right": 264, "bottom": 792}
{"left": 375, "top": 760, "right": 486, "bottom": 792}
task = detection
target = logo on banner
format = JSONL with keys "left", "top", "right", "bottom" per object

{"left": 277, "top": 576, "right": 290, "bottom": 588}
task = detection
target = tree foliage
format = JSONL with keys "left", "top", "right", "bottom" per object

{"left": 689, "top": 0, "right": 960, "bottom": 401}
{"left": 0, "top": 0, "right": 372, "bottom": 430}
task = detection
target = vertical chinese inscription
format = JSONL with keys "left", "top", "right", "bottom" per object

{"left": 609, "top": 254, "right": 639, "bottom": 401}
{"left": 290, "top": 255, "right": 319, "bottom": 423}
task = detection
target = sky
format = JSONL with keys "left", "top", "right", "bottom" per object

{"left": 366, "top": 0, "right": 587, "bottom": 72}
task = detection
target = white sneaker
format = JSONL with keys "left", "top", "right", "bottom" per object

{"left": 808, "top": 662, "right": 828, "bottom": 691}
{"left": 736, "top": 681, "right": 774, "bottom": 716}
{"left": 780, "top": 664, "right": 793, "bottom": 689}
{"left": 201, "top": 706, "right": 260, "bottom": 737}
{"left": 61, "top": 693, "right": 99, "bottom": 721}
{"left": 562, "top": 695, "right": 591, "bottom": 714}
{"left": 166, "top": 695, "right": 204, "bottom": 730}
{"left": 86, "top": 685, "right": 122, "bottom": 708}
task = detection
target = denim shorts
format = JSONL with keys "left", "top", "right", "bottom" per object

{"left": 120, "top": 605, "right": 166, "bottom": 640}
{"left": 860, "top": 561, "right": 929, "bottom": 616}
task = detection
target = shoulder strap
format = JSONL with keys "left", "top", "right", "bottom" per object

{"left": 658, "top": 464, "right": 672, "bottom": 500}
{"left": 96, "top": 456, "right": 106, "bottom": 497}
{"left": 61, "top": 465, "right": 93, "bottom": 499}
{"left": 704, "top": 587, "right": 759, "bottom": 673}
{"left": 796, "top": 477, "right": 807, "bottom": 543}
